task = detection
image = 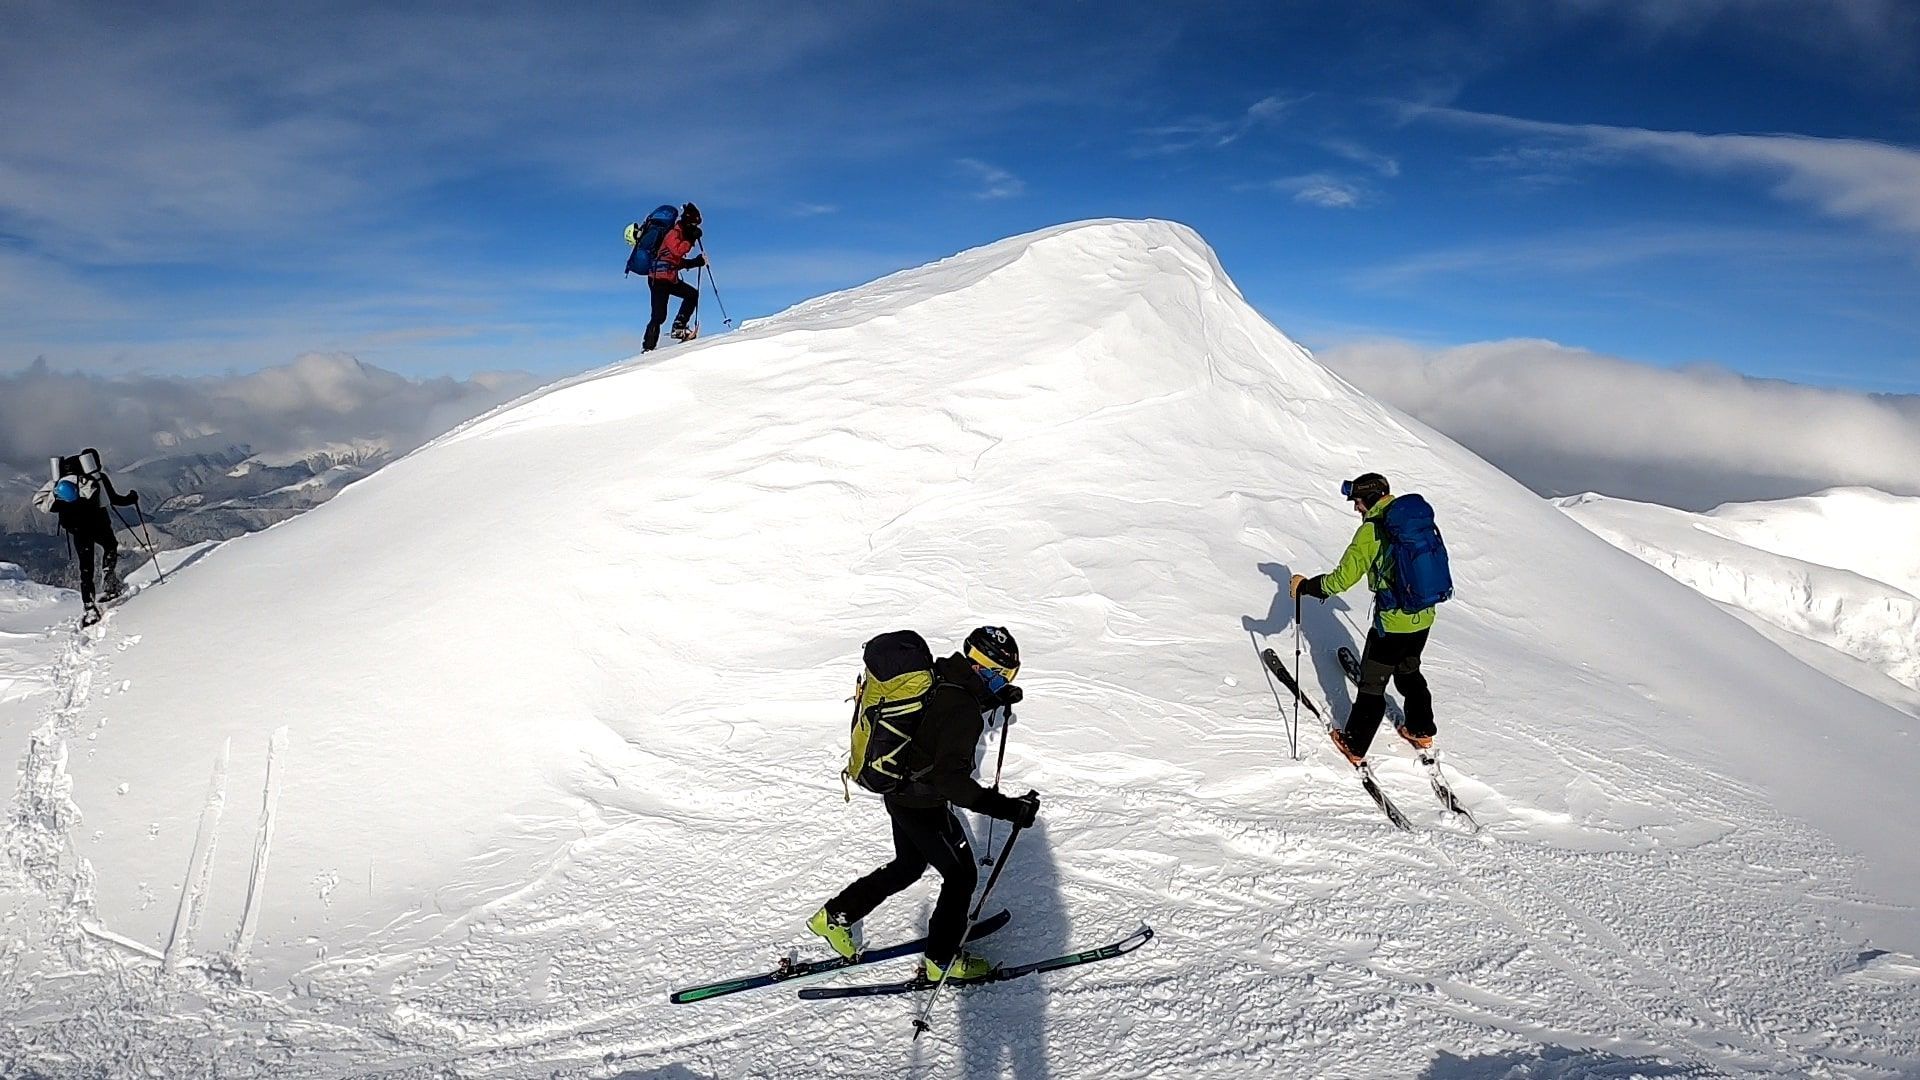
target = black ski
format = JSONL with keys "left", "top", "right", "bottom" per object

{"left": 1355, "top": 761, "right": 1414, "bottom": 831}
{"left": 1337, "top": 645, "right": 1480, "bottom": 832}
{"left": 797, "top": 925, "right": 1154, "bottom": 1000}
{"left": 1258, "top": 647, "right": 1323, "bottom": 721}
{"left": 668, "top": 909, "right": 1011, "bottom": 1004}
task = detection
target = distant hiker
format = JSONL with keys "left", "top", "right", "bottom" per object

{"left": 811, "top": 626, "right": 1039, "bottom": 984}
{"left": 1291, "top": 472, "right": 1453, "bottom": 765}
{"left": 626, "top": 201, "right": 707, "bottom": 352}
{"left": 32, "top": 448, "right": 140, "bottom": 626}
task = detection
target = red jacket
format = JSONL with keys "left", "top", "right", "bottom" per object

{"left": 649, "top": 225, "right": 702, "bottom": 281}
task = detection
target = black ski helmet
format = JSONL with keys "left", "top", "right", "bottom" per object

{"left": 964, "top": 625, "right": 1020, "bottom": 680}
{"left": 1341, "top": 472, "right": 1390, "bottom": 508}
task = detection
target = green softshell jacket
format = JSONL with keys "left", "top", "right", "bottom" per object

{"left": 1300, "top": 494, "right": 1436, "bottom": 635}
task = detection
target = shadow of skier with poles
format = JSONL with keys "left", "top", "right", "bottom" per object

{"left": 942, "top": 816, "right": 1068, "bottom": 1080}
{"left": 1245, "top": 562, "right": 1374, "bottom": 752}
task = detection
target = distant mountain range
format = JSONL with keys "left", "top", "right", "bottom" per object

{"left": 1, "top": 440, "right": 395, "bottom": 587}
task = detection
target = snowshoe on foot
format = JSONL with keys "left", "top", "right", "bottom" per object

{"left": 807, "top": 907, "right": 859, "bottom": 959}
{"left": 1328, "top": 725, "right": 1367, "bottom": 767}
{"left": 670, "top": 325, "right": 698, "bottom": 342}
{"left": 80, "top": 604, "right": 102, "bottom": 628}
{"left": 924, "top": 951, "right": 995, "bottom": 982}
{"left": 101, "top": 572, "right": 123, "bottom": 602}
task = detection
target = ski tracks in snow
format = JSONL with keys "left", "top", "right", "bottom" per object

{"left": 123, "top": 732, "right": 1919, "bottom": 1079}
{"left": 1, "top": 606, "right": 305, "bottom": 1075}
{"left": 5, "top": 616, "right": 1918, "bottom": 1077}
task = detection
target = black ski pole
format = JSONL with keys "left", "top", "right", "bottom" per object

{"left": 1292, "top": 593, "right": 1304, "bottom": 759}
{"left": 970, "top": 821, "right": 1023, "bottom": 921}
{"left": 914, "top": 822, "right": 1024, "bottom": 1040}
{"left": 135, "top": 503, "right": 165, "bottom": 583}
{"left": 698, "top": 243, "right": 733, "bottom": 328}
{"left": 980, "top": 711, "right": 1012, "bottom": 865}
{"left": 109, "top": 502, "right": 161, "bottom": 584}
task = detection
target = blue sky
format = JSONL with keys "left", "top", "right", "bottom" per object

{"left": 3, "top": 1, "right": 1917, "bottom": 392}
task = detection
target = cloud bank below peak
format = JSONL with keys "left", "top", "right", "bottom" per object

{"left": 1322, "top": 338, "right": 1920, "bottom": 510}
{"left": 0, "top": 354, "right": 536, "bottom": 477}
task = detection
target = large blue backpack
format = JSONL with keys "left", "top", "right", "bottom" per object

{"left": 624, "top": 204, "right": 679, "bottom": 276}
{"left": 1372, "top": 494, "right": 1453, "bottom": 613}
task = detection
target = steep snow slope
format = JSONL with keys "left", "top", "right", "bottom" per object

{"left": 1563, "top": 491, "right": 1920, "bottom": 705}
{"left": 4, "top": 221, "right": 1918, "bottom": 1077}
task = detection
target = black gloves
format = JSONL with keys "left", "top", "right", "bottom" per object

{"left": 1011, "top": 789, "right": 1040, "bottom": 829}
{"left": 992, "top": 683, "right": 1022, "bottom": 708}
{"left": 127, "top": 489, "right": 139, "bottom": 503}
{"left": 683, "top": 255, "right": 707, "bottom": 270}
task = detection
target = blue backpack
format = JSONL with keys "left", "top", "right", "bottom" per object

{"left": 1372, "top": 494, "right": 1453, "bottom": 613}
{"left": 624, "top": 204, "right": 679, "bottom": 276}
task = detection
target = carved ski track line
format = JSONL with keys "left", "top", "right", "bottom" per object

{"left": 232, "top": 725, "right": 290, "bottom": 962}
{"left": 165, "top": 737, "right": 231, "bottom": 970}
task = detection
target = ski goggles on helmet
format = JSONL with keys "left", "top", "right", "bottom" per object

{"left": 965, "top": 645, "right": 1018, "bottom": 691}
{"left": 1340, "top": 479, "right": 1355, "bottom": 499}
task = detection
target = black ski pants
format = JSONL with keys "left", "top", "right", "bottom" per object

{"left": 643, "top": 277, "right": 699, "bottom": 350}
{"left": 827, "top": 799, "right": 977, "bottom": 966}
{"left": 65, "top": 519, "right": 119, "bottom": 606}
{"left": 1344, "top": 627, "right": 1435, "bottom": 757}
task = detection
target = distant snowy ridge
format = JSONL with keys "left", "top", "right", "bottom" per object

{"left": 1562, "top": 490, "right": 1920, "bottom": 705}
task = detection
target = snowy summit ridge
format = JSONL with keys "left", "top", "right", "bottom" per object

{"left": 8, "top": 220, "right": 1919, "bottom": 1076}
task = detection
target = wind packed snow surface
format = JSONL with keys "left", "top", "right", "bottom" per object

{"left": 3, "top": 221, "right": 1918, "bottom": 1078}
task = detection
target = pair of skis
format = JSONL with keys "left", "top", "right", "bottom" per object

{"left": 669, "top": 912, "right": 1152, "bottom": 1005}
{"left": 1259, "top": 645, "right": 1478, "bottom": 832}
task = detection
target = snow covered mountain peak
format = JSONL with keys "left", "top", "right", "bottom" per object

{"left": 8, "top": 221, "right": 1919, "bottom": 1075}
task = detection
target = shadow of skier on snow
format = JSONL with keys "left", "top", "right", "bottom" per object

{"left": 939, "top": 815, "right": 1069, "bottom": 1080}
{"left": 1245, "top": 561, "right": 1368, "bottom": 732}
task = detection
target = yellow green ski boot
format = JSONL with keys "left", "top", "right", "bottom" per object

{"left": 807, "top": 908, "right": 858, "bottom": 959}
{"left": 924, "top": 951, "right": 995, "bottom": 983}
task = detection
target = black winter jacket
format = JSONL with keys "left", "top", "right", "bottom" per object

{"left": 886, "top": 654, "right": 1025, "bottom": 821}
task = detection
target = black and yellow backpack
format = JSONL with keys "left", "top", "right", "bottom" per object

{"left": 843, "top": 630, "right": 939, "bottom": 798}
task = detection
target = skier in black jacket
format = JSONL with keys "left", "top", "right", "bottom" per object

{"left": 809, "top": 626, "right": 1040, "bottom": 982}
{"left": 33, "top": 450, "right": 140, "bottom": 626}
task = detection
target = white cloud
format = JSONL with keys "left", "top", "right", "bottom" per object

{"left": 1134, "top": 94, "right": 1305, "bottom": 156}
{"left": 0, "top": 5, "right": 1150, "bottom": 267}
{"left": 1414, "top": 105, "right": 1920, "bottom": 238}
{"left": 1322, "top": 337, "right": 1920, "bottom": 508}
{"left": 1323, "top": 138, "right": 1400, "bottom": 177}
{"left": 0, "top": 354, "right": 536, "bottom": 474}
{"left": 1253, "top": 173, "right": 1367, "bottom": 209}
{"left": 956, "top": 158, "right": 1026, "bottom": 200}
{"left": 1351, "top": 224, "right": 1876, "bottom": 289}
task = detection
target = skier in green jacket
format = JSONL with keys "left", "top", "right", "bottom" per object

{"left": 1291, "top": 472, "right": 1439, "bottom": 766}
